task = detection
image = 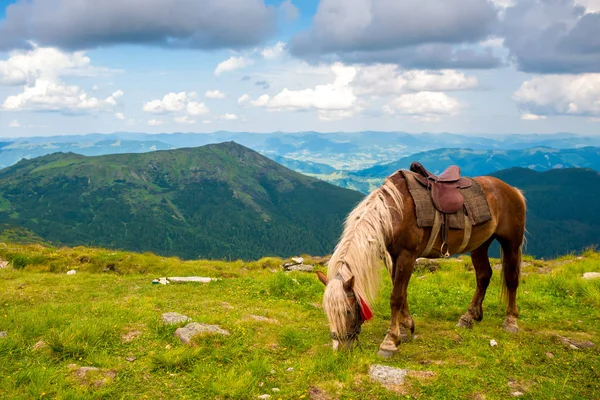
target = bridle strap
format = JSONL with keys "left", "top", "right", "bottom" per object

{"left": 330, "top": 288, "right": 363, "bottom": 342}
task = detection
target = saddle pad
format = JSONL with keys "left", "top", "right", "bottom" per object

{"left": 401, "top": 170, "right": 492, "bottom": 229}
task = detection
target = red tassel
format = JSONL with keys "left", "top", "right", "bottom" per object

{"left": 359, "top": 297, "right": 373, "bottom": 321}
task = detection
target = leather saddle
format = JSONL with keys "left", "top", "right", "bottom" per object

{"left": 410, "top": 162, "right": 472, "bottom": 214}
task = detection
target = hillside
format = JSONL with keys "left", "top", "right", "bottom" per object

{"left": 0, "top": 244, "right": 598, "bottom": 398}
{"left": 489, "top": 167, "right": 600, "bottom": 258}
{"left": 0, "top": 142, "right": 364, "bottom": 260}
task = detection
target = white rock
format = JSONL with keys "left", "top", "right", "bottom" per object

{"left": 490, "top": 339, "right": 498, "bottom": 347}
{"left": 174, "top": 322, "right": 230, "bottom": 345}
{"left": 0, "top": 331, "right": 7, "bottom": 338}
{"left": 512, "top": 391, "right": 524, "bottom": 397}
{"left": 271, "top": 388, "right": 280, "bottom": 392}
{"left": 161, "top": 312, "right": 191, "bottom": 325}
{"left": 286, "top": 367, "right": 294, "bottom": 372}
{"left": 167, "top": 276, "right": 216, "bottom": 283}
{"left": 66, "top": 270, "right": 76, "bottom": 275}
{"left": 258, "top": 395, "right": 271, "bottom": 399}
{"left": 291, "top": 257, "right": 304, "bottom": 264}
{"left": 369, "top": 364, "right": 408, "bottom": 386}
{"left": 583, "top": 272, "right": 600, "bottom": 280}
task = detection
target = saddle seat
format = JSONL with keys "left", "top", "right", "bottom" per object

{"left": 409, "top": 161, "right": 472, "bottom": 214}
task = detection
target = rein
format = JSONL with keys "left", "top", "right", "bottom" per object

{"left": 329, "top": 288, "right": 364, "bottom": 342}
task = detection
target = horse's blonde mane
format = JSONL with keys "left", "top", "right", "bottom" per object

{"left": 323, "top": 176, "right": 404, "bottom": 336}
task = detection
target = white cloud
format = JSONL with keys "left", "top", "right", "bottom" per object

{"left": 480, "top": 37, "right": 505, "bottom": 48}
{"left": 521, "top": 113, "right": 547, "bottom": 121}
{"left": 187, "top": 101, "right": 209, "bottom": 116}
{"left": 115, "top": 112, "right": 125, "bottom": 120}
{"left": 0, "top": 45, "right": 116, "bottom": 86}
{"left": 205, "top": 90, "right": 226, "bottom": 99}
{"left": 238, "top": 94, "right": 251, "bottom": 105}
{"left": 143, "top": 92, "right": 189, "bottom": 113}
{"left": 383, "top": 92, "right": 464, "bottom": 121}
{"left": 261, "top": 41, "right": 287, "bottom": 60}
{"left": 175, "top": 116, "right": 196, "bottom": 124}
{"left": 148, "top": 119, "right": 163, "bottom": 126}
{"left": 3, "top": 81, "right": 124, "bottom": 113}
{"left": 0, "top": 45, "right": 123, "bottom": 114}
{"left": 8, "top": 119, "right": 20, "bottom": 128}
{"left": 214, "top": 56, "right": 252, "bottom": 76}
{"left": 352, "top": 65, "right": 477, "bottom": 96}
{"left": 202, "top": 120, "right": 211, "bottom": 124}
{"left": 250, "top": 94, "right": 270, "bottom": 107}
{"left": 143, "top": 92, "right": 209, "bottom": 121}
{"left": 219, "top": 113, "right": 239, "bottom": 120}
{"left": 266, "top": 63, "right": 357, "bottom": 112}
{"left": 513, "top": 74, "right": 600, "bottom": 117}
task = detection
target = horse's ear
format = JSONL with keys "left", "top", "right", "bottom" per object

{"left": 343, "top": 275, "right": 355, "bottom": 291}
{"left": 315, "top": 271, "right": 328, "bottom": 286}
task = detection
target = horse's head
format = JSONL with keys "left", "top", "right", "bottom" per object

{"left": 316, "top": 271, "right": 364, "bottom": 351}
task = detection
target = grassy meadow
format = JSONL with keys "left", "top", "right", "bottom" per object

{"left": 0, "top": 243, "right": 599, "bottom": 399}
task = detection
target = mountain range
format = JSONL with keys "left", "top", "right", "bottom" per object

{"left": 0, "top": 142, "right": 363, "bottom": 260}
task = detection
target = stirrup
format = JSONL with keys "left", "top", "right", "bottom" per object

{"left": 440, "top": 242, "right": 450, "bottom": 258}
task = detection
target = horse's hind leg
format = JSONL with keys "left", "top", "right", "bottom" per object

{"left": 457, "top": 237, "right": 494, "bottom": 329}
{"left": 378, "top": 251, "right": 416, "bottom": 358}
{"left": 498, "top": 236, "right": 523, "bottom": 333}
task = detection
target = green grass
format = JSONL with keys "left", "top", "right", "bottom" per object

{"left": 0, "top": 244, "right": 599, "bottom": 399}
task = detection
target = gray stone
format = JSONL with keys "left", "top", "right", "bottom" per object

{"left": 0, "top": 260, "right": 8, "bottom": 269}
{"left": 66, "top": 270, "right": 76, "bottom": 275}
{"left": 291, "top": 257, "right": 304, "bottom": 264}
{"left": 258, "top": 395, "right": 271, "bottom": 400}
{"left": 0, "top": 331, "right": 7, "bottom": 338}
{"left": 174, "top": 322, "right": 230, "bottom": 345}
{"left": 285, "top": 264, "right": 314, "bottom": 272}
{"left": 248, "top": 315, "right": 280, "bottom": 324}
{"left": 162, "top": 312, "right": 191, "bottom": 325}
{"left": 369, "top": 364, "right": 408, "bottom": 386}
{"left": 583, "top": 272, "right": 600, "bottom": 280}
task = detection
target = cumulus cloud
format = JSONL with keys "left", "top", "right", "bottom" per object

{"left": 115, "top": 113, "right": 126, "bottom": 120}
{"left": 500, "top": 0, "right": 600, "bottom": 73}
{"left": 383, "top": 92, "right": 464, "bottom": 121}
{"left": 143, "top": 91, "right": 209, "bottom": 125}
{"left": 215, "top": 56, "right": 252, "bottom": 76}
{"left": 266, "top": 63, "right": 358, "bottom": 112}
{"left": 8, "top": 119, "right": 20, "bottom": 128}
{"left": 290, "top": 0, "right": 499, "bottom": 69}
{"left": 219, "top": 113, "right": 239, "bottom": 120}
{"left": 0, "top": 0, "right": 276, "bottom": 51}
{"left": 0, "top": 46, "right": 113, "bottom": 86}
{"left": 261, "top": 41, "right": 287, "bottom": 60}
{"left": 352, "top": 64, "right": 478, "bottom": 96}
{"left": 3, "top": 81, "right": 124, "bottom": 113}
{"left": 513, "top": 74, "right": 600, "bottom": 117}
{"left": 0, "top": 45, "right": 122, "bottom": 114}
{"left": 205, "top": 90, "right": 226, "bottom": 99}
{"left": 247, "top": 62, "right": 475, "bottom": 121}
{"left": 148, "top": 119, "right": 163, "bottom": 126}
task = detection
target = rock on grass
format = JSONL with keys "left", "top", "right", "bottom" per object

{"left": 162, "top": 312, "right": 191, "bottom": 325}
{"left": 174, "top": 322, "right": 230, "bottom": 345}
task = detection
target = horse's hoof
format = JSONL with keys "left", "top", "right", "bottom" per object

{"left": 503, "top": 323, "right": 519, "bottom": 334}
{"left": 377, "top": 349, "right": 396, "bottom": 359}
{"left": 457, "top": 316, "right": 473, "bottom": 329}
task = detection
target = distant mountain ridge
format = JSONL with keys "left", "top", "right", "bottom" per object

{"left": 0, "top": 142, "right": 363, "bottom": 260}
{"left": 2, "top": 131, "right": 599, "bottom": 172}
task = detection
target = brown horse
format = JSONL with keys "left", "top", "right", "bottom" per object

{"left": 316, "top": 168, "right": 526, "bottom": 357}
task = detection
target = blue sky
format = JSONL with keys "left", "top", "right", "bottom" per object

{"left": 0, "top": 0, "right": 600, "bottom": 137}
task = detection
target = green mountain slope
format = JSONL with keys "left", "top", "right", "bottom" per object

{"left": 0, "top": 142, "right": 364, "bottom": 260}
{"left": 489, "top": 167, "right": 600, "bottom": 258}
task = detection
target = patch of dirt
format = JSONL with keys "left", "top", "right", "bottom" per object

{"left": 33, "top": 340, "right": 47, "bottom": 350}
{"left": 221, "top": 302, "right": 234, "bottom": 309}
{"left": 556, "top": 335, "right": 595, "bottom": 349}
{"left": 308, "top": 386, "right": 331, "bottom": 400}
{"left": 470, "top": 393, "right": 487, "bottom": 400}
{"left": 246, "top": 315, "right": 280, "bottom": 324}
{"left": 408, "top": 370, "right": 436, "bottom": 380}
{"left": 121, "top": 329, "right": 142, "bottom": 343}
{"left": 68, "top": 364, "right": 116, "bottom": 387}
{"left": 418, "top": 360, "right": 445, "bottom": 366}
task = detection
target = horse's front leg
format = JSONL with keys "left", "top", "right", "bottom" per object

{"left": 378, "top": 251, "right": 416, "bottom": 358}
